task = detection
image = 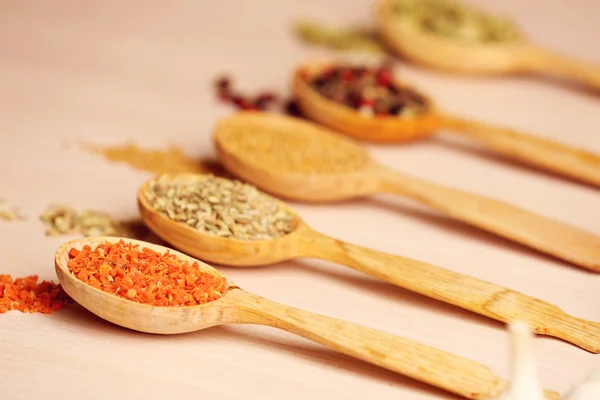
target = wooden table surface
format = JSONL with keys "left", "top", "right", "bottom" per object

{"left": 1, "top": 0, "right": 599, "bottom": 399}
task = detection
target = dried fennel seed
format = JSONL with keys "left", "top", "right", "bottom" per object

{"left": 293, "top": 20, "right": 387, "bottom": 53}
{"left": 0, "top": 199, "right": 26, "bottom": 221}
{"left": 216, "top": 121, "right": 367, "bottom": 174}
{"left": 393, "top": 0, "right": 523, "bottom": 43}
{"left": 143, "top": 175, "right": 296, "bottom": 240}
{"left": 40, "top": 205, "right": 126, "bottom": 237}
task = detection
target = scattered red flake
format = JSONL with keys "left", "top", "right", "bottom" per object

{"left": 0, "top": 274, "right": 70, "bottom": 314}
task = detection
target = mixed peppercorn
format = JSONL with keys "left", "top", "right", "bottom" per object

{"left": 214, "top": 75, "right": 302, "bottom": 116}
{"left": 306, "top": 62, "right": 429, "bottom": 117}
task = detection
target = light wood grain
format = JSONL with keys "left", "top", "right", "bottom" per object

{"left": 212, "top": 112, "right": 600, "bottom": 272}
{"left": 372, "top": 166, "right": 600, "bottom": 273}
{"left": 292, "top": 59, "right": 600, "bottom": 187}
{"left": 374, "top": 0, "right": 600, "bottom": 92}
{"left": 55, "top": 236, "right": 555, "bottom": 400}
{"left": 137, "top": 174, "right": 600, "bottom": 353}
{"left": 517, "top": 46, "right": 600, "bottom": 91}
{"left": 438, "top": 115, "right": 600, "bottom": 187}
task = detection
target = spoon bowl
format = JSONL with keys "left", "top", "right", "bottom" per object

{"left": 55, "top": 235, "right": 540, "bottom": 399}
{"left": 293, "top": 58, "right": 441, "bottom": 143}
{"left": 137, "top": 174, "right": 306, "bottom": 266}
{"left": 55, "top": 236, "right": 236, "bottom": 334}
{"left": 375, "top": 0, "right": 527, "bottom": 75}
{"left": 375, "top": 0, "right": 600, "bottom": 90}
{"left": 212, "top": 112, "right": 381, "bottom": 202}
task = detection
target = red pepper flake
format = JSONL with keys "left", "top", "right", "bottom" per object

{"left": 376, "top": 68, "right": 392, "bottom": 87}
{"left": 0, "top": 274, "right": 70, "bottom": 314}
{"left": 212, "top": 74, "right": 305, "bottom": 117}
{"left": 214, "top": 75, "right": 280, "bottom": 112}
{"left": 340, "top": 69, "right": 354, "bottom": 82}
{"left": 67, "top": 240, "right": 228, "bottom": 307}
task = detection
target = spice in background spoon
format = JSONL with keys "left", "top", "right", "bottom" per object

{"left": 216, "top": 118, "right": 368, "bottom": 174}
{"left": 0, "top": 274, "right": 70, "bottom": 314}
{"left": 67, "top": 240, "right": 227, "bottom": 306}
{"left": 143, "top": 174, "right": 295, "bottom": 240}
{"left": 306, "top": 60, "right": 430, "bottom": 118}
{"left": 293, "top": 19, "right": 387, "bottom": 53}
{"left": 392, "top": 0, "right": 523, "bottom": 43}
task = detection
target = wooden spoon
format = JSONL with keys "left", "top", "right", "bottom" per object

{"left": 375, "top": 0, "right": 600, "bottom": 91}
{"left": 211, "top": 111, "right": 600, "bottom": 272}
{"left": 55, "top": 236, "right": 551, "bottom": 400}
{"left": 292, "top": 58, "right": 600, "bottom": 188}
{"left": 136, "top": 173, "right": 600, "bottom": 353}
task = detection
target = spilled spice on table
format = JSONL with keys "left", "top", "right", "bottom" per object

{"left": 68, "top": 240, "right": 228, "bottom": 306}
{"left": 39, "top": 204, "right": 165, "bottom": 244}
{"left": 0, "top": 274, "right": 70, "bottom": 314}
{"left": 293, "top": 19, "right": 387, "bottom": 53}
{"left": 0, "top": 199, "right": 26, "bottom": 221}
{"left": 214, "top": 75, "right": 302, "bottom": 116}
{"left": 40, "top": 205, "right": 126, "bottom": 237}
{"left": 77, "top": 142, "right": 230, "bottom": 177}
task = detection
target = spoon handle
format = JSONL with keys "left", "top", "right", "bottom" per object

{"left": 226, "top": 288, "right": 511, "bottom": 399}
{"left": 438, "top": 114, "right": 600, "bottom": 188}
{"left": 298, "top": 228, "right": 600, "bottom": 353}
{"left": 370, "top": 166, "right": 600, "bottom": 272}
{"left": 518, "top": 45, "right": 600, "bottom": 91}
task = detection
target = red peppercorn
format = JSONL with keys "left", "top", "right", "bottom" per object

{"left": 376, "top": 69, "right": 392, "bottom": 87}
{"left": 340, "top": 69, "right": 354, "bottom": 82}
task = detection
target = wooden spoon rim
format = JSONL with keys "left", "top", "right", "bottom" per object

{"left": 292, "top": 58, "right": 443, "bottom": 142}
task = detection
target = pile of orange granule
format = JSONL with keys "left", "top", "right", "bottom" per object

{"left": 67, "top": 240, "right": 228, "bottom": 307}
{"left": 0, "top": 274, "right": 70, "bottom": 314}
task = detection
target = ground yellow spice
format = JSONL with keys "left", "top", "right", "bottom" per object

{"left": 216, "top": 115, "right": 368, "bottom": 174}
{"left": 79, "top": 142, "right": 230, "bottom": 176}
{"left": 67, "top": 240, "right": 228, "bottom": 307}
